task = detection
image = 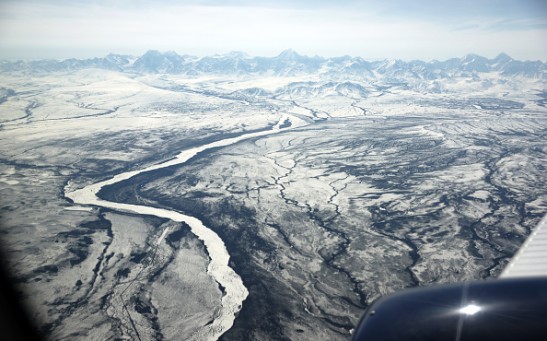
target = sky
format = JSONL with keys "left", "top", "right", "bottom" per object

{"left": 0, "top": 0, "right": 546, "bottom": 61}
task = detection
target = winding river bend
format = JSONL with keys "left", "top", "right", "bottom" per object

{"left": 65, "top": 115, "right": 301, "bottom": 340}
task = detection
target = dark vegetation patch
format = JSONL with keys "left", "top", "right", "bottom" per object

{"left": 165, "top": 223, "right": 190, "bottom": 248}
{"left": 116, "top": 268, "right": 130, "bottom": 279}
{"left": 129, "top": 251, "right": 148, "bottom": 264}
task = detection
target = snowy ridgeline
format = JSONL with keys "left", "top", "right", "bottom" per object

{"left": 0, "top": 64, "right": 546, "bottom": 341}
{"left": 1, "top": 50, "right": 546, "bottom": 79}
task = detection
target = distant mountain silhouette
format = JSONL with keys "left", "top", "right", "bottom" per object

{"left": 1, "top": 50, "right": 545, "bottom": 79}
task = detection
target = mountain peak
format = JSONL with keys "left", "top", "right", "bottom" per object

{"left": 494, "top": 52, "right": 513, "bottom": 63}
{"left": 224, "top": 51, "right": 249, "bottom": 59}
{"left": 277, "top": 49, "right": 301, "bottom": 60}
{"left": 461, "top": 53, "right": 486, "bottom": 62}
{"left": 164, "top": 50, "right": 182, "bottom": 57}
{"left": 141, "top": 49, "right": 163, "bottom": 57}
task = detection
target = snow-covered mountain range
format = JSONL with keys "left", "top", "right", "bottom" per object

{"left": 1, "top": 45, "right": 546, "bottom": 340}
{"left": 1, "top": 49, "right": 545, "bottom": 79}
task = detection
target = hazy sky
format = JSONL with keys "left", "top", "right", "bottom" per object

{"left": 0, "top": 0, "right": 546, "bottom": 60}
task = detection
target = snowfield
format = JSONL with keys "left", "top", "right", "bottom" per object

{"left": 1, "top": 51, "right": 546, "bottom": 340}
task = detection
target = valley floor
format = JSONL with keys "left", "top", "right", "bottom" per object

{"left": 0, "top": 69, "right": 545, "bottom": 340}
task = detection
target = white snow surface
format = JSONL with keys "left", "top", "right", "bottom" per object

{"left": 65, "top": 115, "right": 302, "bottom": 341}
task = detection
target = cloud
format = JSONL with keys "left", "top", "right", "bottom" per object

{"left": 486, "top": 18, "right": 547, "bottom": 31}
{"left": 0, "top": 0, "right": 545, "bottom": 60}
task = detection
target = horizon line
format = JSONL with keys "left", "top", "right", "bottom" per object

{"left": 1, "top": 49, "right": 545, "bottom": 63}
